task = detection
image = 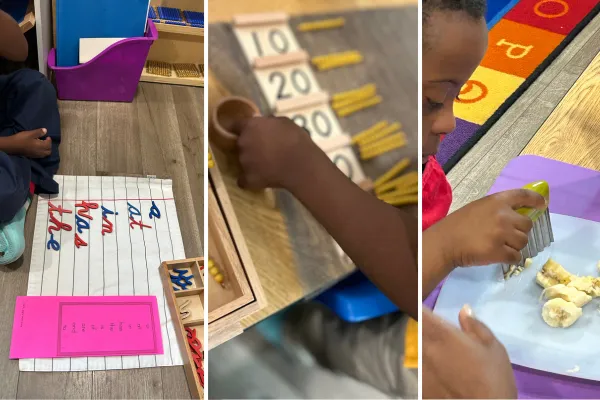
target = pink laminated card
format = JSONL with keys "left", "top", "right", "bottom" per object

{"left": 10, "top": 296, "right": 163, "bottom": 359}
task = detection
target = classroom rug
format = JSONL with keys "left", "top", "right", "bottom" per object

{"left": 437, "top": 0, "right": 600, "bottom": 172}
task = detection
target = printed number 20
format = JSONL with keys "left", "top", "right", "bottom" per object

{"left": 269, "top": 69, "right": 311, "bottom": 100}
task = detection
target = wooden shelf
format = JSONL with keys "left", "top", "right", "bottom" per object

{"left": 140, "top": 70, "right": 204, "bottom": 87}
{"left": 155, "top": 22, "right": 204, "bottom": 36}
{"left": 146, "top": 1, "right": 204, "bottom": 87}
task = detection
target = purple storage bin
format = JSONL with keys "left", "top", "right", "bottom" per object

{"left": 48, "top": 20, "right": 158, "bottom": 102}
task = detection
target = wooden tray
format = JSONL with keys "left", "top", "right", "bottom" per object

{"left": 160, "top": 258, "right": 205, "bottom": 399}
{"left": 207, "top": 153, "right": 266, "bottom": 348}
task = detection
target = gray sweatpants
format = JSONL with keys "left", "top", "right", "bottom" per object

{"left": 283, "top": 302, "right": 418, "bottom": 399}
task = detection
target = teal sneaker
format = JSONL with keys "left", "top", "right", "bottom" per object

{"left": 254, "top": 306, "right": 316, "bottom": 367}
{"left": 255, "top": 309, "right": 287, "bottom": 347}
{"left": 0, "top": 198, "right": 31, "bottom": 265}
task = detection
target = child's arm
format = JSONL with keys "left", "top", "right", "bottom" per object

{"left": 0, "top": 10, "right": 28, "bottom": 62}
{"left": 234, "top": 117, "right": 418, "bottom": 320}
{"left": 422, "top": 189, "right": 545, "bottom": 298}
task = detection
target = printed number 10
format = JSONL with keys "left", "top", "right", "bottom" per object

{"left": 251, "top": 29, "right": 290, "bottom": 57}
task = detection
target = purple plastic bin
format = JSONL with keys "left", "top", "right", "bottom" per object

{"left": 48, "top": 20, "right": 158, "bottom": 102}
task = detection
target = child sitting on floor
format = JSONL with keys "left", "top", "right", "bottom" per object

{"left": 230, "top": 0, "right": 542, "bottom": 397}
{"left": 0, "top": 10, "right": 61, "bottom": 264}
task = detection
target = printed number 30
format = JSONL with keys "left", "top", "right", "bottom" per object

{"left": 292, "top": 110, "right": 332, "bottom": 137}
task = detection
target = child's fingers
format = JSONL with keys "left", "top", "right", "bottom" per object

{"left": 499, "top": 188, "right": 546, "bottom": 210}
{"left": 504, "top": 230, "right": 528, "bottom": 251}
{"left": 422, "top": 307, "right": 455, "bottom": 343}
{"left": 458, "top": 305, "right": 497, "bottom": 346}
{"left": 510, "top": 213, "right": 533, "bottom": 233}
{"left": 503, "top": 245, "right": 522, "bottom": 264}
{"left": 237, "top": 171, "right": 261, "bottom": 190}
{"left": 230, "top": 118, "right": 252, "bottom": 136}
{"left": 28, "top": 128, "right": 47, "bottom": 138}
{"left": 237, "top": 174, "right": 249, "bottom": 189}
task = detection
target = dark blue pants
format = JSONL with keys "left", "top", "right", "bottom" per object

{"left": 0, "top": 69, "right": 60, "bottom": 223}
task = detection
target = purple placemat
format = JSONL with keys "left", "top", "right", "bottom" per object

{"left": 426, "top": 155, "right": 600, "bottom": 398}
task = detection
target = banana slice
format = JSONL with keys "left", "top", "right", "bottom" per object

{"left": 541, "top": 298, "right": 582, "bottom": 328}
{"left": 536, "top": 259, "right": 573, "bottom": 288}
{"left": 567, "top": 276, "right": 600, "bottom": 298}
{"left": 542, "top": 284, "right": 592, "bottom": 307}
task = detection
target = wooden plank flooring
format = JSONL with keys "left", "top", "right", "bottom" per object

{"left": 522, "top": 50, "right": 600, "bottom": 167}
{"left": 449, "top": 13, "right": 600, "bottom": 210}
{"left": 0, "top": 82, "right": 202, "bottom": 399}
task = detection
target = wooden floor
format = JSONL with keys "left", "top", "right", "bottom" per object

{"left": 449, "top": 13, "right": 600, "bottom": 210}
{"left": 0, "top": 82, "right": 203, "bottom": 399}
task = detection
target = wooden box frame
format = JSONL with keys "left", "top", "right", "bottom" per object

{"left": 160, "top": 258, "right": 205, "bottom": 399}
{"left": 141, "top": 0, "right": 205, "bottom": 87}
{"left": 207, "top": 153, "right": 266, "bottom": 349}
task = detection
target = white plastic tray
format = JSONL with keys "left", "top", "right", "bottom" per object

{"left": 434, "top": 213, "right": 600, "bottom": 381}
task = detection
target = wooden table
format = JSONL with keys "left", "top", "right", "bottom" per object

{"left": 208, "top": 0, "right": 417, "bottom": 329}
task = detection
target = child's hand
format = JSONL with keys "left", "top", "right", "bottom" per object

{"left": 423, "top": 306, "right": 517, "bottom": 399}
{"left": 233, "top": 116, "right": 319, "bottom": 190}
{"left": 431, "top": 189, "right": 546, "bottom": 268}
{"left": 3, "top": 129, "right": 52, "bottom": 158}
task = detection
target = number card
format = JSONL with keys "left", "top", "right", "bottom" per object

{"left": 254, "top": 63, "right": 321, "bottom": 109}
{"left": 279, "top": 104, "right": 344, "bottom": 143}
{"left": 233, "top": 24, "right": 301, "bottom": 64}
{"left": 10, "top": 296, "right": 163, "bottom": 359}
{"left": 327, "top": 147, "right": 367, "bottom": 185}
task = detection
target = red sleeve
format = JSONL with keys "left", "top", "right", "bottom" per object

{"left": 422, "top": 156, "right": 452, "bottom": 231}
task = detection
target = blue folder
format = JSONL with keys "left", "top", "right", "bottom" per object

{"left": 56, "top": 0, "right": 150, "bottom": 67}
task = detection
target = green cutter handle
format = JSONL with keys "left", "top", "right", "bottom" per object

{"left": 516, "top": 180, "right": 549, "bottom": 222}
